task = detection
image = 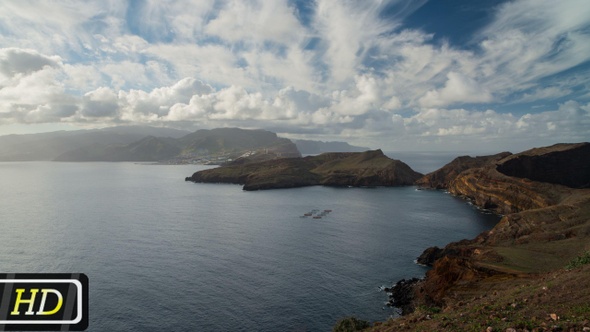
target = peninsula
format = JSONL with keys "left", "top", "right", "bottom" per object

{"left": 185, "top": 149, "right": 423, "bottom": 190}
{"left": 370, "top": 142, "right": 590, "bottom": 331}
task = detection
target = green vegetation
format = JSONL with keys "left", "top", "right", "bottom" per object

{"left": 416, "top": 305, "right": 441, "bottom": 314}
{"left": 565, "top": 251, "right": 590, "bottom": 270}
{"left": 493, "top": 239, "right": 590, "bottom": 273}
{"left": 333, "top": 317, "right": 371, "bottom": 332}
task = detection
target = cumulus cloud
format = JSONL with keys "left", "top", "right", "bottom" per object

{"left": 120, "top": 78, "right": 213, "bottom": 122}
{"left": 80, "top": 88, "right": 119, "bottom": 118}
{"left": 0, "top": 48, "right": 62, "bottom": 78}
{"left": 419, "top": 72, "right": 493, "bottom": 108}
{"left": 0, "top": 49, "right": 68, "bottom": 124}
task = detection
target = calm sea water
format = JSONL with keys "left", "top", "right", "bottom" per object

{"left": 0, "top": 161, "right": 498, "bottom": 331}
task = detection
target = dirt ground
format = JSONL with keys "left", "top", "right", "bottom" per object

{"left": 368, "top": 264, "right": 590, "bottom": 332}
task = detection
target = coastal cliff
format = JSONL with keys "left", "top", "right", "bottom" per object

{"left": 496, "top": 143, "right": 590, "bottom": 189}
{"left": 185, "top": 149, "right": 423, "bottom": 190}
{"left": 370, "top": 143, "right": 590, "bottom": 331}
{"left": 446, "top": 143, "right": 589, "bottom": 214}
{"left": 414, "top": 152, "right": 511, "bottom": 189}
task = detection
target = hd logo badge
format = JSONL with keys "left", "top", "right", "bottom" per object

{"left": 0, "top": 274, "right": 88, "bottom": 331}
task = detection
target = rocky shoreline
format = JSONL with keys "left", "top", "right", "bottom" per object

{"left": 184, "top": 142, "right": 590, "bottom": 330}
{"left": 383, "top": 278, "right": 422, "bottom": 316}
{"left": 371, "top": 142, "right": 590, "bottom": 331}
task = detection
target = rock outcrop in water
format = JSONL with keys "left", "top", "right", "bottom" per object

{"left": 185, "top": 149, "right": 423, "bottom": 191}
{"left": 371, "top": 143, "right": 590, "bottom": 331}
{"left": 384, "top": 278, "right": 421, "bottom": 315}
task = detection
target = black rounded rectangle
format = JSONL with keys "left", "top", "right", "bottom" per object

{"left": 0, "top": 274, "right": 88, "bottom": 331}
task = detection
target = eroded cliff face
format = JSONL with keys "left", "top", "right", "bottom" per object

{"left": 415, "top": 255, "right": 504, "bottom": 307}
{"left": 447, "top": 166, "right": 565, "bottom": 214}
{"left": 418, "top": 143, "right": 590, "bottom": 215}
{"left": 496, "top": 142, "right": 590, "bottom": 188}
{"left": 409, "top": 143, "right": 590, "bottom": 314}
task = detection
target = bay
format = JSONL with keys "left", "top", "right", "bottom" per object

{"left": 0, "top": 162, "right": 498, "bottom": 331}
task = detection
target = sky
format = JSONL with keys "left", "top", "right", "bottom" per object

{"left": 0, "top": 0, "right": 589, "bottom": 152}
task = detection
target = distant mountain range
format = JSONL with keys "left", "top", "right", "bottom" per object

{"left": 0, "top": 126, "right": 190, "bottom": 161}
{"left": 54, "top": 128, "right": 302, "bottom": 163}
{"left": 0, "top": 126, "right": 368, "bottom": 162}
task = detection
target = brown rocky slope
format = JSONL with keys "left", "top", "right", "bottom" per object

{"left": 368, "top": 143, "right": 590, "bottom": 332}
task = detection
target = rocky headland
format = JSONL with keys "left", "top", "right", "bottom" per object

{"left": 185, "top": 149, "right": 423, "bottom": 191}
{"left": 371, "top": 142, "right": 590, "bottom": 331}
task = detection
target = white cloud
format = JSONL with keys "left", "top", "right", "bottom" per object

{"left": 476, "top": 0, "right": 590, "bottom": 94}
{"left": 0, "top": 50, "right": 67, "bottom": 123}
{"left": 205, "top": 0, "right": 302, "bottom": 45}
{"left": 241, "top": 47, "right": 317, "bottom": 92}
{"left": 62, "top": 64, "right": 103, "bottom": 91}
{"left": 146, "top": 43, "right": 250, "bottom": 88}
{"left": 382, "top": 96, "right": 402, "bottom": 111}
{"left": 110, "top": 35, "right": 150, "bottom": 55}
{"left": 120, "top": 78, "right": 213, "bottom": 121}
{"left": 313, "top": 1, "right": 391, "bottom": 85}
{"left": 0, "top": 1, "right": 125, "bottom": 57}
{"left": 101, "top": 61, "right": 152, "bottom": 90}
{"left": 0, "top": 1, "right": 589, "bottom": 151}
{"left": 80, "top": 87, "right": 119, "bottom": 118}
{"left": 515, "top": 86, "right": 573, "bottom": 103}
{"left": 126, "top": 0, "right": 216, "bottom": 42}
{"left": 0, "top": 48, "right": 62, "bottom": 78}
{"left": 419, "top": 72, "right": 493, "bottom": 108}
{"left": 321, "top": 75, "right": 381, "bottom": 116}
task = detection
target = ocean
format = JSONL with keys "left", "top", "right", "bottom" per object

{"left": 0, "top": 158, "right": 498, "bottom": 331}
